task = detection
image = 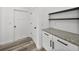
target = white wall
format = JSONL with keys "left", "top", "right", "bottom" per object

{"left": 0, "top": 8, "right": 1, "bottom": 40}
{"left": 0, "top": 7, "right": 16, "bottom": 44}
{"left": 39, "top": 7, "right": 74, "bottom": 29}
{"left": 50, "top": 20, "right": 79, "bottom": 34}
{"left": 30, "top": 8, "right": 41, "bottom": 49}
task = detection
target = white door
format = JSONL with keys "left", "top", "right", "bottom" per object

{"left": 14, "top": 10, "right": 32, "bottom": 40}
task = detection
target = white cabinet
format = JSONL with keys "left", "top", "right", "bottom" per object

{"left": 42, "top": 31, "right": 79, "bottom": 51}
{"left": 42, "top": 31, "right": 54, "bottom": 51}
{"left": 53, "top": 36, "right": 79, "bottom": 51}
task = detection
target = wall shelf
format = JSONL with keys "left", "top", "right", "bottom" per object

{"left": 49, "top": 7, "right": 79, "bottom": 15}
{"left": 49, "top": 18, "right": 79, "bottom": 20}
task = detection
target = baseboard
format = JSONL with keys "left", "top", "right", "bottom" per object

{"left": 0, "top": 40, "right": 14, "bottom": 45}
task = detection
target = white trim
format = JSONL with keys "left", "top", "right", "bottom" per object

{"left": 14, "top": 9, "right": 32, "bottom": 14}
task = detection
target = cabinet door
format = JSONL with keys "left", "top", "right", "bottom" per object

{"left": 53, "top": 36, "right": 68, "bottom": 51}
{"left": 64, "top": 41, "right": 79, "bottom": 51}
{"left": 42, "top": 31, "right": 53, "bottom": 51}
{"left": 53, "top": 36, "right": 79, "bottom": 51}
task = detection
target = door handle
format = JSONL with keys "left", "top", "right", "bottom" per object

{"left": 14, "top": 26, "right": 16, "bottom": 28}
{"left": 50, "top": 40, "right": 52, "bottom": 47}
{"left": 44, "top": 33, "right": 49, "bottom": 36}
{"left": 57, "top": 40, "right": 68, "bottom": 46}
{"left": 52, "top": 42, "right": 54, "bottom": 49}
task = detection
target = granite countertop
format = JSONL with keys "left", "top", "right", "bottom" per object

{"left": 42, "top": 28, "right": 79, "bottom": 46}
